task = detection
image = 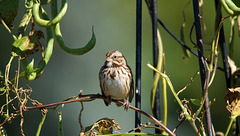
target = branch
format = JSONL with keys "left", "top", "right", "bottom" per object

{"left": 1, "top": 94, "right": 175, "bottom": 136}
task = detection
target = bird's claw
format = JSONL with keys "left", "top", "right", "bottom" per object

{"left": 123, "top": 100, "right": 130, "bottom": 111}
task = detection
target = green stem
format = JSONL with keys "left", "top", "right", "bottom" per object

{"left": 5, "top": 90, "right": 9, "bottom": 117}
{"left": 17, "top": 6, "right": 32, "bottom": 39}
{"left": 36, "top": 114, "right": 47, "bottom": 136}
{"left": 4, "top": 55, "right": 15, "bottom": 118}
{"left": 53, "top": 109, "right": 64, "bottom": 136}
{"left": 33, "top": 0, "right": 68, "bottom": 27}
{"left": 210, "top": 19, "right": 222, "bottom": 71}
{"left": 0, "top": 17, "right": 17, "bottom": 41}
{"left": 147, "top": 64, "right": 190, "bottom": 120}
{"left": 35, "top": 7, "right": 54, "bottom": 76}
{"left": 151, "top": 29, "right": 163, "bottom": 110}
{"left": 5, "top": 56, "right": 14, "bottom": 85}
{"left": 5, "top": 55, "right": 21, "bottom": 103}
{"left": 162, "top": 76, "right": 167, "bottom": 126}
{"left": 10, "top": 6, "right": 54, "bottom": 82}
{"left": 22, "top": 7, "right": 54, "bottom": 81}
{"left": 147, "top": 63, "right": 203, "bottom": 134}
{"left": 58, "top": 113, "right": 63, "bottom": 136}
{"left": 225, "top": 116, "right": 235, "bottom": 136}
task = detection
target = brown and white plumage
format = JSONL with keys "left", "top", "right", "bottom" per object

{"left": 99, "top": 50, "right": 134, "bottom": 110}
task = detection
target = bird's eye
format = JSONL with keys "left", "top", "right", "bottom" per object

{"left": 113, "top": 56, "right": 117, "bottom": 59}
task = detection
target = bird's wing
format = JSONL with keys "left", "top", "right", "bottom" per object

{"left": 128, "top": 65, "right": 134, "bottom": 103}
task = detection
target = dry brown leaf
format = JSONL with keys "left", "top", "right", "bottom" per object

{"left": 84, "top": 118, "right": 121, "bottom": 135}
{"left": 225, "top": 87, "right": 240, "bottom": 118}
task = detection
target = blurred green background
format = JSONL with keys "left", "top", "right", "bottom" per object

{"left": 1, "top": 0, "right": 240, "bottom": 135}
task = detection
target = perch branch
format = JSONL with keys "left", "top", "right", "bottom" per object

{"left": 1, "top": 94, "right": 175, "bottom": 136}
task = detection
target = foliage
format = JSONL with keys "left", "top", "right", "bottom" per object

{"left": 0, "top": 0, "right": 240, "bottom": 136}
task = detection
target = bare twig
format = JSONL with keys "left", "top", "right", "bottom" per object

{"left": 78, "top": 102, "right": 84, "bottom": 134}
{"left": 3, "top": 94, "right": 175, "bottom": 136}
{"left": 128, "top": 125, "right": 163, "bottom": 133}
{"left": 173, "top": 118, "right": 187, "bottom": 133}
{"left": 177, "top": 71, "right": 199, "bottom": 96}
{"left": 208, "top": 53, "right": 219, "bottom": 87}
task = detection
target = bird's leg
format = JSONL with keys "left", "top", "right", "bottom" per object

{"left": 123, "top": 99, "right": 130, "bottom": 111}
{"left": 106, "top": 96, "right": 112, "bottom": 104}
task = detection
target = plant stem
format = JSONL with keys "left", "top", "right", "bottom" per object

{"left": 147, "top": 63, "right": 202, "bottom": 134}
{"left": 14, "top": 94, "right": 175, "bottom": 136}
{"left": 58, "top": 113, "right": 63, "bottom": 136}
{"left": 162, "top": 76, "right": 167, "bottom": 126}
{"left": 147, "top": 64, "right": 190, "bottom": 120}
{"left": 4, "top": 56, "right": 15, "bottom": 117}
{"left": 225, "top": 117, "right": 234, "bottom": 136}
{"left": 36, "top": 114, "right": 47, "bottom": 136}
{"left": 0, "top": 17, "right": 17, "bottom": 40}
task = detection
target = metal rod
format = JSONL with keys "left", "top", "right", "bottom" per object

{"left": 192, "top": 0, "right": 213, "bottom": 135}
{"left": 214, "top": 0, "right": 231, "bottom": 88}
{"left": 149, "top": 0, "right": 161, "bottom": 134}
{"left": 135, "top": 0, "right": 142, "bottom": 132}
{"left": 214, "top": 0, "right": 234, "bottom": 134}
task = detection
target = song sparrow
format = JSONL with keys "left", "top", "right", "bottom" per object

{"left": 99, "top": 50, "right": 134, "bottom": 110}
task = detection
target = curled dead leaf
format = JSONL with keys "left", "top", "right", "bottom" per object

{"left": 84, "top": 118, "right": 121, "bottom": 135}
{"left": 225, "top": 87, "right": 240, "bottom": 118}
{"left": 228, "top": 56, "right": 240, "bottom": 87}
{"left": 228, "top": 56, "right": 237, "bottom": 75}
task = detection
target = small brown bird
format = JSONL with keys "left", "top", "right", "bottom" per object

{"left": 99, "top": 50, "right": 134, "bottom": 110}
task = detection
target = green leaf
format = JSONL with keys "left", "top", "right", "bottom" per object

{"left": 190, "top": 98, "right": 201, "bottom": 106}
{"left": 25, "top": 59, "right": 37, "bottom": 81}
{"left": 12, "top": 36, "right": 34, "bottom": 54}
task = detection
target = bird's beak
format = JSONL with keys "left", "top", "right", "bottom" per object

{"left": 106, "top": 57, "right": 112, "bottom": 62}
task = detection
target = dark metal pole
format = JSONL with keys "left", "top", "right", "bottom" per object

{"left": 150, "top": 0, "right": 161, "bottom": 134}
{"left": 192, "top": 0, "right": 213, "bottom": 135}
{"left": 145, "top": 0, "right": 198, "bottom": 57}
{"left": 214, "top": 0, "right": 234, "bottom": 134}
{"left": 135, "top": 0, "right": 142, "bottom": 132}
{"left": 214, "top": 0, "right": 231, "bottom": 89}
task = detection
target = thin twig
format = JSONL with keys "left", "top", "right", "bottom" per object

{"left": 190, "top": 22, "right": 197, "bottom": 46}
{"left": 145, "top": 0, "right": 198, "bottom": 57}
{"left": 0, "top": 17, "right": 17, "bottom": 40}
{"left": 208, "top": 53, "right": 219, "bottom": 87}
{"left": 128, "top": 125, "right": 163, "bottom": 133}
{"left": 79, "top": 102, "right": 84, "bottom": 134}
{"left": 177, "top": 71, "right": 199, "bottom": 96}
{"left": 1, "top": 94, "right": 175, "bottom": 136}
{"left": 172, "top": 118, "right": 187, "bottom": 133}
